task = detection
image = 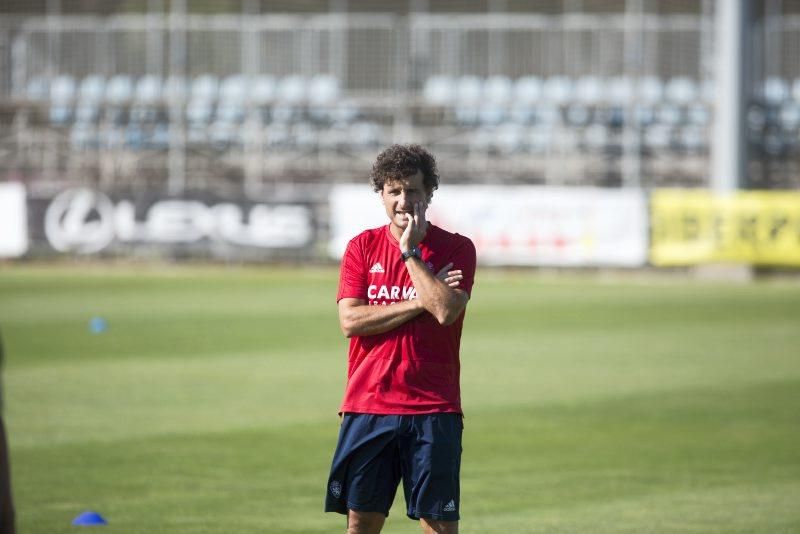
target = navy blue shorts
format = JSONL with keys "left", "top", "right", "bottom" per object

{"left": 325, "top": 412, "right": 463, "bottom": 522}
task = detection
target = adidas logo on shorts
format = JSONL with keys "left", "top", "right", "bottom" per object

{"left": 443, "top": 499, "right": 456, "bottom": 512}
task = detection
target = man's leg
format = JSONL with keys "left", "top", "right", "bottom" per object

{"left": 420, "top": 518, "right": 457, "bottom": 533}
{"left": 347, "top": 510, "right": 385, "bottom": 534}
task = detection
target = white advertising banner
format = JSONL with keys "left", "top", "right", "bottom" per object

{"left": 0, "top": 182, "right": 28, "bottom": 257}
{"left": 329, "top": 185, "right": 648, "bottom": 267}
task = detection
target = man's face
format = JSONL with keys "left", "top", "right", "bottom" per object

{"left": 380, "top": 171, "right": 428, "bottom": 231}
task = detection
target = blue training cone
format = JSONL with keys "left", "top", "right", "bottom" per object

{"left": 89, "top": 317, "right": 108, "bottom": 334}
{"left": 72, "top": 510, "right": 108, "bottom": 526}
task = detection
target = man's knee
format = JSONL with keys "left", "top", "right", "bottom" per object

{"left": 347, "top": 510, "right": 385, "bottom": 534}
{"left": 420, "top": 518, "right": 458, "bottom": 534}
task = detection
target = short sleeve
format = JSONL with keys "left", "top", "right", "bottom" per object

{"left": 450, "top": 237, "right": 477, "bottom": 297}
{"left": 337, "top": 237, "right": 368, "bottom": 301}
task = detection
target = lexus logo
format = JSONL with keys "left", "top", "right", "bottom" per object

{"left": 45, "top": 188, "right": 115, "bottom": 253}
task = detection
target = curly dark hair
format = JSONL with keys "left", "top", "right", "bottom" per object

{"left": 370, "top": 144, "right": 440, "bottom": 201}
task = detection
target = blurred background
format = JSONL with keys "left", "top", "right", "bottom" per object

{"left": 0, "top": 0, "right": 798, "bottom": 269}
{"left": 1, "top": 3, "right": 800, "bottom": 533}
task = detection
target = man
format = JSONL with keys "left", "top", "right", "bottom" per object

{"left": 325, "top": 144, "right": 476, "bottom": 534}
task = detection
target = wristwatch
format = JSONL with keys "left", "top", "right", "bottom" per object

{"left": 401, "top": 246, "right": 422, "bottom": 262}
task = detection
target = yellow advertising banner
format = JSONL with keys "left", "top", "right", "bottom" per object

{"left": 650, "top": 190, "right": 800, "bottom": 266}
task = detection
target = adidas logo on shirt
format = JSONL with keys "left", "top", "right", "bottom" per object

{"left": 443, "top": 500, "right": 456, "bottom": 512}
{"left": 369, "top": 262, "right": 385, "bottom": 273}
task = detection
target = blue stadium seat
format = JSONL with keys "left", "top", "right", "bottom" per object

{"left": 527, "top": 125, "right": 552, "bottom": 154}
{"left": 292, "top": 121, "right": 319, "bottom": 150}
{"left": 308, "top": 74, "right": 341, "bottom": 123}
{"left": 191, "top": 74, "right": 219, "bottom": 103}
{"left": 665, "top": 77, "right": 697, "bottom": 105}
{"left": 780, "top": 103, "right": 800, "bottom": 131}
{"left": 277, "top": 75, "right": 307, "bottom": 104}
{"left": 135, "top": 75, "right": 162, "bottom": 104}
{"left": 607, "top": 77, "right": 633, "bottom": 105}
{"left": 509, "top": 76, "right": 542, "bottom": 124}
{"left": 106, "top": 75, "right": 134, "bottom": 105}
{"left": 494, "top": 123, "right": 525, "bottom": 154}
{"left": 26, "top": 76, "right": 50, "bottom": 101}
{"left": 574, "top": 76, "right": 604, "bottom": 105}
{"left": 49, "top": 75, "right": 77, "bottom": 123}
{"left": 75, "top": 75, "right": 105, "bottom": 123}
{"left": 187, "top": 75, "right": 219, "bottom": 125}
{"left": 217, "top": 74, "right": 248, "bottom": 123}
{"left": 542, "top": 76, "right": 573, "bottom": 105}
{"left": 130, "top": 75, "right": 162, "bottom": 124}
{"left": 423, "top": 75, "right": 454, "bottom": 106}
{"left": 582, "top": 123, "right": 609, "bottom": 152}
{"left": 70, "top": 122, "right": 97, "bottom": 149}
{"left": 763, "top": 77, "right": 789, "bottom": 105}
{"left": 637, "top": 76, "right": 663, "bottom": 104}
{"left": 478, "top": 75, "right": 512, "bottom": 126}
{"left": 349, "top": 121, "right": 384, "bottom": 149}
{"left": 454, "top": 75, "right": 483, "bottom": 125}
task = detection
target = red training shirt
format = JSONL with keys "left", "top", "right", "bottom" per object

{"left": 337, "top": 224, "right": 476, "bottom": 415}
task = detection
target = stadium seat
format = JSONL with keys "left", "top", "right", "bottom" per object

{"left": 349, "top": 121, "right": 384, "bottom": 149}
{"left": 780, "top": 103, "right": 800, "bottom": 131}
{"left": 292, "top": 121, "right": 319, "bottom": 150}
{"left": 574, "top": 76, "right": 603, "bottom": 105}
{"left": 191, "top": 74, "right": 220, "bottom": 103}
{"left": 187, "top": 75, "right": 219, "bottom": 125}
{"left": 508, "top": 76, "right": 542, "bottom": 124}
{"left": 135, "top": 75, "right": 162, "bottom": 104}
{"left": 607, "top": 77, "right": 633, "bottom": 105}
{"left": 763, "top": 77, "right": 789, "bottom": 105}
{"left": 655, "top": 103, "right": 684, "bottom": 126}
{"left": 251, "top": 74, "right": 277, "bottom": 106}
{"left": 26, "top": 76, "right": 50, "bottom": 101}
{"left": 643, "top": 124, "right": 672, "bottom": 150}
{"left": 637, "top": 76, "right": 664, "bottom": 104}
{"left": 677, "top": 125, "right": 707, "bottom": 154}
{"left": 49, "top": 75, "right": 77, "bottom": 124}
{"left": 106, "top": 75, "right": 134, "bottom": 105}
{"left": 70, "top": 122, "right": 97, "bottom": 149}
{"left": 542, "top": 76, "right": 573, "bottom": 105}
{"left": 308, "top": 74, "right": 341, "bottom": 123}
{"left": 328, "top": 100, "right": 360, "bottom": 124}
{"left": 454, "top": 75, "right": 483, "bottom": 125}
{"left": 527, "top": 125, "right": 552, "bottom": 154}
{"left": 209, "top": 119, "right": 241, "bottom": 150}
{"left": 494, "top": 123, "right": 525, "bottom": 153}
{"left": 484, "top": 75, "right": 513, "bottom": 106}
{"left": 423, "top": 75, "right": 454, "bottom": 106}
{"left": 513, "top": 76, "right": 543, "bottom": 105}
{"left": 79, "top": 75, "right": 105, "bottom": 102}
{"left": 276, "top": 75, "right": 307, "bottom": 104}
{"left": 686, "top": 103, "right": 710, "bottom": 126}
{"left": 217, "top": 74, "right": 248, "bottom": 123}
{"left": 665, "top": 77, "right": 697, "bottom": 105}
{"left": 582, "top": 123, "right": 608, "bottom": 152}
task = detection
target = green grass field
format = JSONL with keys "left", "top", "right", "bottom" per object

{"left": 1, "top": 264, "right": 799, "bottom": 533}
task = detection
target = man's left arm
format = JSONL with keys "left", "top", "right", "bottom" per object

{"left": 405, "top": 257, "right": 469, "bottom": 325}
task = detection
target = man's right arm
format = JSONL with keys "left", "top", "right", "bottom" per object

{"left": 338, "top": 297, "right": 424, "bottom": 338}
